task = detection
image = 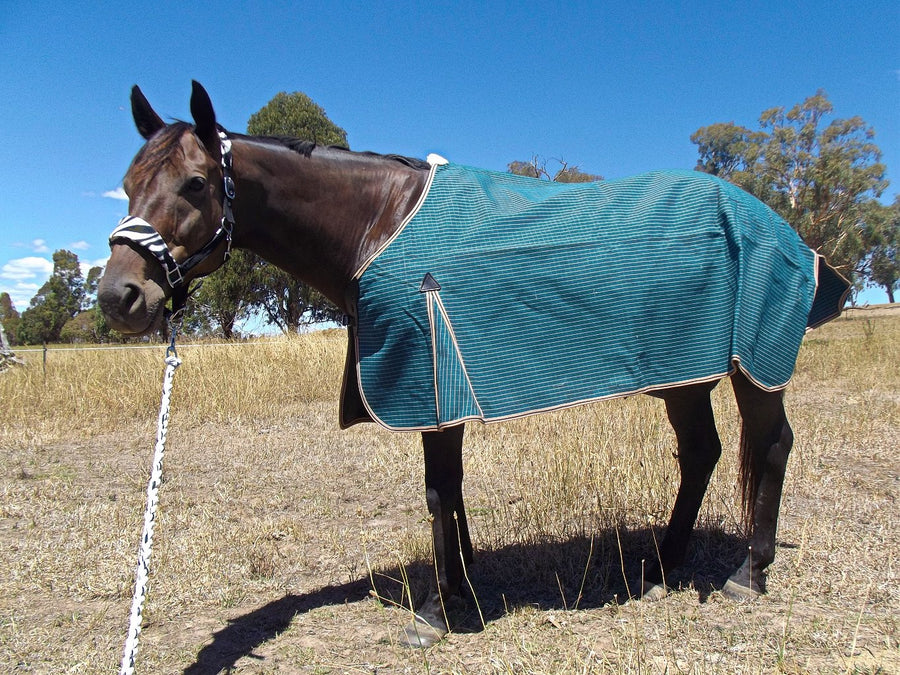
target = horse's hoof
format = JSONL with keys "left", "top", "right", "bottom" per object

{"left": 639, "top": 581, "right": 668, "bottom": 602}
{"left": 400, "top": 614, "right": 447, "bottom": 649}
{"left": 722, "top": 578, "right": 763, "bottom": 600}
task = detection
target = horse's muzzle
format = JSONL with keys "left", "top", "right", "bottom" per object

{"left": 97, "top": 245, "right": 169, "bottom": 336}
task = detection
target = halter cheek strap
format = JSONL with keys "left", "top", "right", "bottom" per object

{"left": 108, "top": 131, "right": 235, "bottom": 293}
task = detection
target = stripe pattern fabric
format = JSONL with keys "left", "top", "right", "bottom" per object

{"left": 110, "top": 216, "right": 173, "bottom": 261}
{"left": 109, "top": 216, "right": 186, "bottom": 287}
{"left": 350, "top": 165, "right": 834, "bottom": 431}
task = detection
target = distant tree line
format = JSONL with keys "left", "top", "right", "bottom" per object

{"left": 1, "top": 89, "right": 896, "bottom": 345}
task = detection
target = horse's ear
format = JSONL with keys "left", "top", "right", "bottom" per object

{"left": 131, "top": 85, "right": 165, "bottom": 140}
{"left": 190, "top": 81, "right": 221, "bottom": 160}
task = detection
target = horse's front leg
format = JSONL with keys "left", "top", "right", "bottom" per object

{"left": 402, "top": 424, "right": 471, "bottom": 648}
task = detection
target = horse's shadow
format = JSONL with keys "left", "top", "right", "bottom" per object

{"left": 183, "top": 526, "right": 749, "bottom": 674}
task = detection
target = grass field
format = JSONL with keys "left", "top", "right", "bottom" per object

{"left": 1, "top": 308, "right": 897, "bottom": 673}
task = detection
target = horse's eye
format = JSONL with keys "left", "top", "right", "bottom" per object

{"left": 187, "top": 176, "right": 206, "bottom": 193}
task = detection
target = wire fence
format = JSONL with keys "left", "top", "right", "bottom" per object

{"left": 13, "top": 341, "right": 289, "bottom": 353}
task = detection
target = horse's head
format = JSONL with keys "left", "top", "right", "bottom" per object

{"left": 98, "top": 81, "right": 234, "bottom": 335}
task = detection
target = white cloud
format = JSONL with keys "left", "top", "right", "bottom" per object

{"left": 103, "top": 187, "right": 128, "bottom": 201}
{"left": 69, "top": 240, "right": 90, "bottom": 251}
{"left": 1, "top": 257, "right": 53, "bottom": 310}
{"left": 1, "top": 256, "right": 53, "bottom": 281}
{"left": 31, "top": 238, "right": 49, "bottom": 253}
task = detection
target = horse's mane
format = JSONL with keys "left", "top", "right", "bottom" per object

{"left": 230, "top": 131, "right": 432, "bottom": 170}
{"left": 133, "top": 123, "right": 432, "bottom": 176}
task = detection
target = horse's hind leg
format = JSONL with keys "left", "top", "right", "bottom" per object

{"left": 726, "top": 370, "right": 794, "bottom": 598}
{"left": 402, "top": 424, "right": 471, "bottom": 648}
{"left": 643, "top": 383, "right": 722, "bottom": 597}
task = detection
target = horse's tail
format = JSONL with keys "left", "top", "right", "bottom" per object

{"left": 737, "top": 421, "right": 760, "bottom": 530}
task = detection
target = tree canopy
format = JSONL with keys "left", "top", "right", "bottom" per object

{"left": 861, "top": 196, "right": 899, "bottom": 302}
{"left": 0, "top": 293, "right": 19, "bottom": 346}
{"left": 186, "top": 250, "right": 258, "bottom": 339}
{"left": 247, "top": 91, "right": 348, "bottom": 147}
{"left": 17, "top": 250, "right": 86, "bottom": 344}
{"left": 691, "top": 91, "right": 890, "bottom": 284}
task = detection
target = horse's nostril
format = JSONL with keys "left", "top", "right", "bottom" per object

{"left": 99, "top": 281, "right": 146, "bottom": 322}
{"left": 122, "top": 283, "right": 142, "bottom": 313}
{"left": 120, "top": 284, "right": 141, "bottom": 311}
{"left": 97, "top": 274, "right": 160, "bottom": 335}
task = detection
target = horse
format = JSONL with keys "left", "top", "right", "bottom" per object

{"left": 98, "top": 82, "right": 848, "bottom": 648}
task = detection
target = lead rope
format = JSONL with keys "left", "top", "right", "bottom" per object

{"left": 119, "top": 317, "right": 183, "bottom": 675}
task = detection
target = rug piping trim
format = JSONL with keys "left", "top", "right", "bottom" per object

{"left": 350, "top": 357, "right": 790, "bottom": 433}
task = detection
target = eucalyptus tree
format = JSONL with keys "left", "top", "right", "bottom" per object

{"left": 692, "top": 91, "right": 888, "bottom": 282}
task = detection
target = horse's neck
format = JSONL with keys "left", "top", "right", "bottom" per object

{"left": 230, "top": 139, "right": 429, "bottom": 311}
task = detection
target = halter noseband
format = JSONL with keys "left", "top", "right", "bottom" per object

{"left": 108, "top": 131, "right": 236, "bottom": 307}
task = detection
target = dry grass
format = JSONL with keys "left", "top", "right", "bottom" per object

{"left": 2, "top": 332, "right": 343, "bottom": 445}
{"left": 0, "top": 309, "right": 897, "bottom": 673}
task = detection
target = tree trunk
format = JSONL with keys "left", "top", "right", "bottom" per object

{"left": 0, "top": 321, "right": 25, "bottom": 371}
{"left": 0, "top": 321, "right": 10, "bottom": 353}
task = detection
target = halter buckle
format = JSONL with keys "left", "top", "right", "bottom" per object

{"left": 165, "top": 263, "right": 186, "bottom": 289}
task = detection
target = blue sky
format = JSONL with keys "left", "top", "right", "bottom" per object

{"left": 1, "top": 1, "right": 897, "bottom": 313}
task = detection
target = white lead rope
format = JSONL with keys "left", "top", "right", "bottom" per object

{"left": 119, "top": 351, "right": 181, "bottom": 675}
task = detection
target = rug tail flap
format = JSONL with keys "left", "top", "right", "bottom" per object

{"left": 427, "top": 291, "right": 482, "bottom": 426}
{"left": 807, "top": 255, "right": 851, "bottom": 329}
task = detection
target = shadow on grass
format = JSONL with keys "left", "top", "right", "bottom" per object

{"left": 183, "top": 525, "right": 749, "bottom": 673}
{"left": 182, "top": 581, "right": 371, "bottom": 674}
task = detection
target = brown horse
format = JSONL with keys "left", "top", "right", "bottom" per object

{"left": 99, "top": 82, "right": 828, "bottom": 647}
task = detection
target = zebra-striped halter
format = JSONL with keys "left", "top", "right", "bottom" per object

{"left": 108, "top": 132, "right": 235, "bottom": 293}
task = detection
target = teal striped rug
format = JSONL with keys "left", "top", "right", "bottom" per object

{"left": 345, "top": 165, "right": 846, "bottom": 431}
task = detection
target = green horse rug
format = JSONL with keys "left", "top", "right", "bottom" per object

{"left": 340, "top": 163, "right": 848, "bottom": 431}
